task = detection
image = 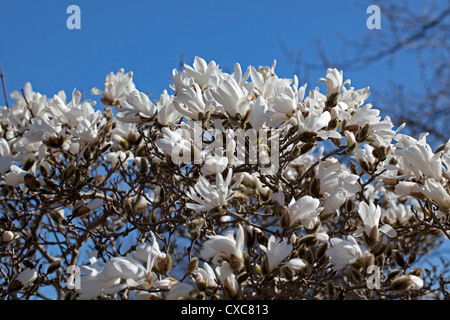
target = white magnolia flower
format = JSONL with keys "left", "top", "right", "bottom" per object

{"left": 215, "top": 261, "right": 240, "bottom": 299}
{"left": 200, "top": 154, "right": 228, "bottom": 176}
{"left": 155, "top": 127, "right": 191, "bottom": 162}
{"left": 285, "top": 258, "right": 308, "bottom": 274}
{"left": 318, "top": 68, "right": 349, "bottom": 96}
{"left": 3, "top": 165, "right": 27, "bottom": 186}
{"left": 23, "top": 116, "right": 61, "bottom": 142}
{"left": 104, "top": 150, "right": 134, "bottom": 169}
{"left": 170, "top": 56, "right": 219, "bottom": 94}
{"left": 402, "top": 139, "right": 443, "bottom": 181}
{"left": 117, "top": 90, "right": 156, "bottom": 123}
{"left": 326, "top": 236, "right": 364, "bottom": 270}
{"left": 286, "top": 195, "right": 322, "bottom": 229}
{"left": 69, "top": 118, "right": 100, "bottom": 145}
{"left": 155, "top": 90, "right": 182, "bottom": 126}
{"left": 192, "top": 262, "right": 217, "bottom": 288}
{"left": 132, "top": 232, "right": 169, "bottom": 274}
{"left": 211, "top": 75, "right": 252, "bottom": 118}
{"left": 77, "top": 239, "right": 159, "bottom": 300}
{"left": 358, "top": 201, "right": 397, "bottom": 240}
{"left": 420, "top": 178, "right": 450, "bottom": 210}
{"left": 47, "top": 90, "right": 97, "bottom": 127}
{"left": 260, "top": 235, "right": 293, "bottom": 273}
{"left": 294, "top": 109, "right": 331, "bottom": 135}
{"left": 166, "top": 282, "right": 196, "bottom": 300}
{"left": 0, "top": 138, "right": 12, "bottom": 174}
{"left": 186, "top": 169, "right": 242, "bottom": 212}
{"left": 173, "top": 83, "right": 212, "bottom": 120}
{"left": 249, "top": 61, "right": 292, "bottom": 100}
{"left": 271, "top": 80, "right": 306, "bottom": 115}
{"left": 102, "top": 255, "right": 147, "bottom": 282}
{"left": 76, "top": 266, "right": 121, "bottom": 300}
{"left": 91, "top": 68, "right": 136, "bottom": 105}
{"left": 317, "top": 160, "right": 360, "bottom": 215}
{"left": 201, "top": 224, "right": 244, "bottom": 264}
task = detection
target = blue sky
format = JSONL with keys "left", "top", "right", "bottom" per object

{"left": 0, "top": 0, "right": 419, "bottom": 107}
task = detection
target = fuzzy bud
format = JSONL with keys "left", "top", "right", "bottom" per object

{"left": 24, "top": 174, "right": 40, "bottom": 191}
{"left": 185, "top": 257, "right": 199, "bottom": 277}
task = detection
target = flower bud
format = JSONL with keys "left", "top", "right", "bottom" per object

{"left": 245, "top": 225, "right": 259, "bottom": 250}
{"left": 47, "top": 260, "right": 61, "bottom": 274}
{"left": 157, "top": 254, "right": 172, "bottom": 275}
{"left": 386, "top": 268, "right": 403, "bottom": 282}
{"left": 359, "top": 157, "right": 371, "bottom": 173}
{"left": 236, "top": 271, "right": 250, "bottom": 284}
{"left": 7, "top": 279, "right": 24, "bottom": 294}
{"left": 356, "top": 123, "right": 370, "bottom": 143}
{"left": 1, "top": 231, "right": 18, "bottom": 245}
{"left": 290, "top": 145, "right": 302, "bottom": 159}
{"left": 279, "top": 211, "right": 291, "bottom": 230}
{"left": 104, "top": 107, "right": 114, "bottom": 120}
{"left": 185, "top": 257, "right": 199, "bottom": 276}
{"left": 72, "top": 199, "right": 102, "bottom": 218}
{"left": 260, "top": 256, "right": 271, "bottom": 277}
{"left": 371, "top": 241, "right": 386, "bottom": 256}
{"left": 393, "top": 250, "right": 406, "bottom": 269}
{"left": 223, "top": 278, "right": 239, "bottom": 300}
{"left": 230, "top": 254, "right": 244, "bottom": 273}
{"left": 49, "top": 209, "right": 65, "bottom": 224}
{"left": 241, "top": 108, "right": 252, "bottom": 128}
{"left": 300, "top": 142, "right": 315, "bottom": 155}
{"left": 24, "top": 174, "right": 40, "bottom": 191}
{"left": 63, "top": 164, "right": 76, "bottom": 180}
{"left": 390, "top": 275, "right": 414, "bottom": 292}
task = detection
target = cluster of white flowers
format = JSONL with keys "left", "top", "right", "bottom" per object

{"left": 2, "top": 56, "right": 449, "bottom": 300}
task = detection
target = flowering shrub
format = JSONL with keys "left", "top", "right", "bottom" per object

{"left": 0, "top": 57, "right": 449, "bottom": 300}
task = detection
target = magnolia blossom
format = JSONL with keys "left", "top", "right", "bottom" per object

{"left": 317, "top": 159, "right": 360, "bottom": 215}
{"left": 91, "top": 68, "right": 136, "bottom": 105}
{"left": 211, "top": 75, "right": 252, "bottom": 118}
{"left": 3, "top": 165, "right": 27, "bottom": 186}
{"left": 186, "top": 169, "right": 242, "bottom": 212}
{"left": 117, "top": 90, "right": 157, "bottom": 122}
{"left": 166, "top": 282, "right": 196, "bottom": 300}
{"left": 260, "top": 235, "right": 293, "bottom": 274}
{"left": 420, "top": 178, "right": 450, "bottom": 210}
{"left": 215, "top": 261, "right": 240, "bottom": 299}
{"left": 285, "top": 258, "right": 308, "bottom": 274}
{"left": 155, "top": 127, "right": 191, "bottom": 161}
{"left": 201, "top": 224, "right": 244, "bottom": 265}
{"left": 200, "top": 154, "right": 228, "bottom": 176}
{"left": 286, "top": 195, "right": 323, "bottom": 229}
{"left": 174, "top": 83, "right": 212, "bottom": 120}
{"left": 318, "top": 68, "right": 349, "bottom": 96}
{"left": 76, "top": 236, "right": 162, "bottom": 300}
{"left": 358, "top": 201, "right": 397, "bottom": 240}
{"left": 192, "top": 262, "right": 217, "bottom": 289}
{"left": 0, "top": 138, "right": 12, "bottom": 174}
{"left": 326, "top": 236, "right": 364, "bottom": 270}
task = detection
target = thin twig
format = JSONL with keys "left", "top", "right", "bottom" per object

{"left": 0, "top": 65, "right": 8, "bottom": 107}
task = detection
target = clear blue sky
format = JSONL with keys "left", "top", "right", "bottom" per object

{"left": 0, "top": 0, "right": 419, "bottom": 106}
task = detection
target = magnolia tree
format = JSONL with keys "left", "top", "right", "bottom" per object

{"left": 0, "top": 57, "right": 449, "bottom": 300}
